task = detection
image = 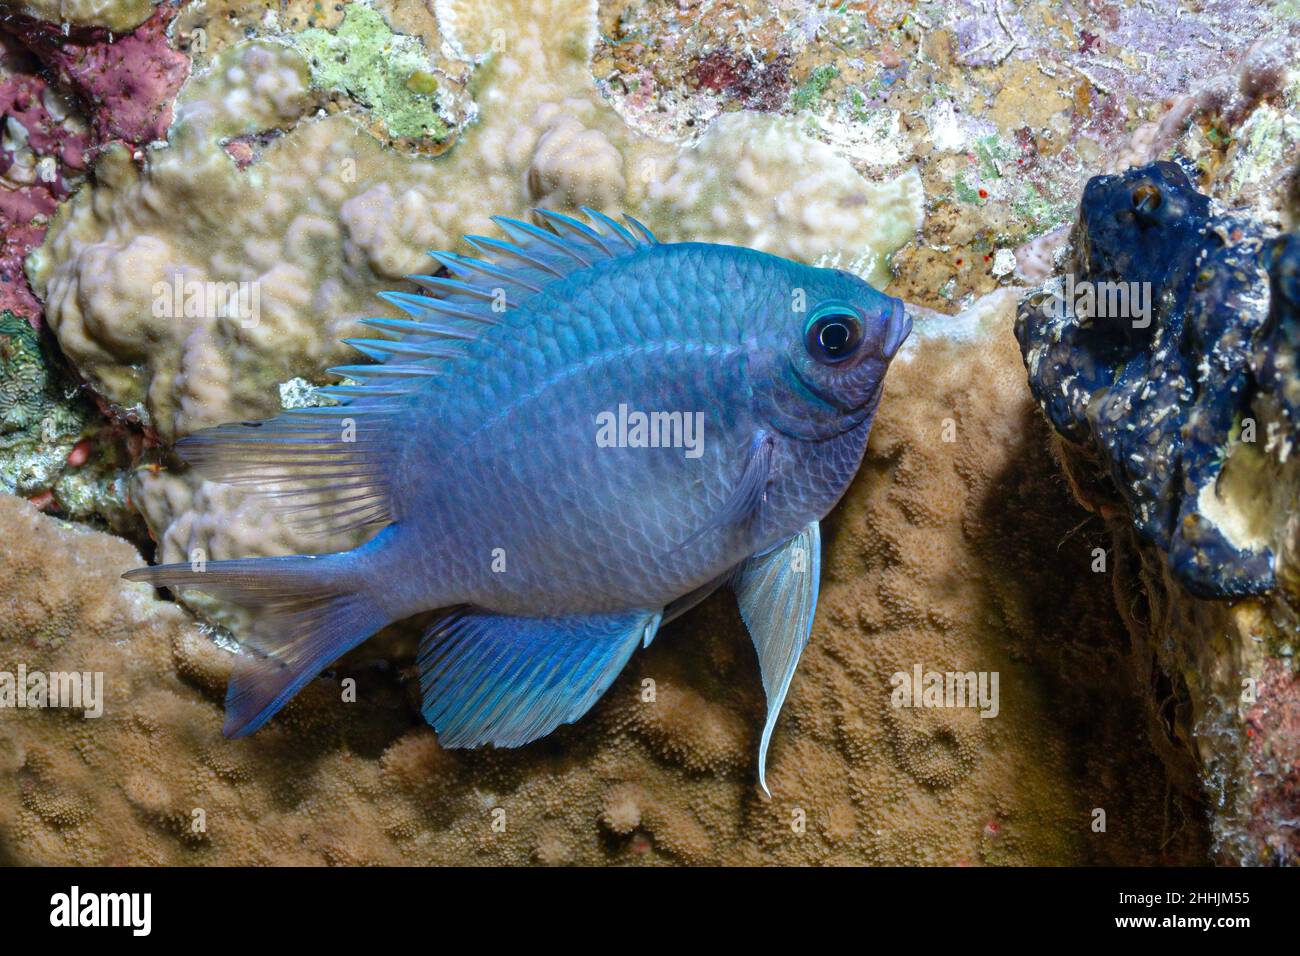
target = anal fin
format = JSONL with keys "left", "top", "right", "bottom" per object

{"left": 418, "top": 607, "right": 662, "bottom": 748}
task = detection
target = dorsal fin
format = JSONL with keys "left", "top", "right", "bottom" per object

{"left": 427, "top": 207, "right": 658, "bottom": 310}
{"left": 181, "top": 212, "right": 659, "bottom": 534}
{"left": 323, "top": 209, "right": 660, "bottom": 407}
{"left": 175, "top": 405, "right": 404, "bottom": 535}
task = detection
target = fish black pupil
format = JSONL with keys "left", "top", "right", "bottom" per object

{"left": 807, "top": 312, "right": 862, "bottom": 364}
{"left": 821, "top": 322, "right": 850, "bottom": 351}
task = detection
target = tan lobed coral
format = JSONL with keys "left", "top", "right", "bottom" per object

{"left": 0, "top": 297, "right": 1205, "bottom": 865}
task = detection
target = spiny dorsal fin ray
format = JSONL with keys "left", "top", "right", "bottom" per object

{"left": 342, "top": 337, "right": 466, "bottom": 361}
{"left": 492, "top": 215, "right": 595, "bottom": 267}
{"left": 360, "top": 316, "right": 480, "bottom": 341}
{"left": 580, "top": 207, "right": 641, "bottom": 251}
{"left": 433, "top": 209, "right": 658, "bottom": 311}
{"left": 327, "top": 210, "right": 660, "bottom": 406}
{"left": 377, "top": 291, "right": 496, "bottom": 325}
{"left": 327, "top": 363, "right": 441, "bottom": 380}
{"left": 533, "top": 209, "right": 612, "bottom": 256}
{"left": 407, "top": 275, "right": 521, "bottom": 309}
{"left": 427, "top": 251, "right": 545, "bottom": 294}
{"left": 465, "top": 235, "right": 568, "bottom": 278}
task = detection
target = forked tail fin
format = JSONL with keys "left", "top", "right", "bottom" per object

{"left": 123, "top": 553, "right": 389, "bottom": 737}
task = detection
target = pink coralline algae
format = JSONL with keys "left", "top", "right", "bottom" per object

{"left": 0, "top": 3, "right": 190, "bottom": 322}
{"left": 0, "top": 50, "right": 89, "bottom": 321}
{"left": 2, "top": 4, "right": 190, "bottom": 146}
{"left": 1243, "top": 660, "right": 1300, "bottom": 864}
{"left": 0, "top": 187, "right": 53, "bottom": 321}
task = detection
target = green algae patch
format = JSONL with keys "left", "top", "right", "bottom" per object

{"left": 292, "top": 3, "right": 451, "bottom": 141}
{"left": 791, "top": 65, "right": 840, "bottom": 111}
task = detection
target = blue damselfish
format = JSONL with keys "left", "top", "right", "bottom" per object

{"left": 125, "top": 209, "right": 911, "bottom": 791}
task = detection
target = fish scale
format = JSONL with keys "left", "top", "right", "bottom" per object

{"left": 125, "top": 209, "right": 911, "bottom": 792}
{"left": 411, "top": 343, "right": 755, "bottom": 614}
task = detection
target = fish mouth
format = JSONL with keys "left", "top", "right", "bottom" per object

{"left": 880, "top": 299, "right": 912, "bottom": 360}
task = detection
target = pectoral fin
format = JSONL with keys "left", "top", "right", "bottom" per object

{"left": 418, "top": 607, "right": 662, "bottom": 748}
{"left": 676, "top": 431, "right": 774, "bottom": 551}
{"left": 732, "top": 521, "right": 821, "bottom": 795}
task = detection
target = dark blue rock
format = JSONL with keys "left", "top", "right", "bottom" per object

{"left": 1016, "top": 161, "right": 1292, "bottom": 599}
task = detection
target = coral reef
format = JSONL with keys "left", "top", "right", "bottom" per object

{"left": 0, "top": 306, "right": 1205, "bottom": 865}
{"left": 0, "top": 5, "right": 179, "bottom": 533}
{"left": 1, "top": 0, "right": 1292, "bottom": 866}
{"left": 594, "top": 0, "right": 1290, "bottom": 311}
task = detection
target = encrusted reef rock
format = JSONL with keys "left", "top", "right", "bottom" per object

{"left": 0, "top": 309, "right": 136, "bottom": 529}
{"left": 1018, "top": 161, "right": 1285, "bottom": 600}
{"left": 1017, "top": 161, "right": 1300, "bottom": 863}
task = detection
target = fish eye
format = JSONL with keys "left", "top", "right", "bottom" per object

{"left": 805, "top": 308, "right": 863, "bottom": 365}
{"left": 1131, "top": 182, "right": 1162, "bottom": 215}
